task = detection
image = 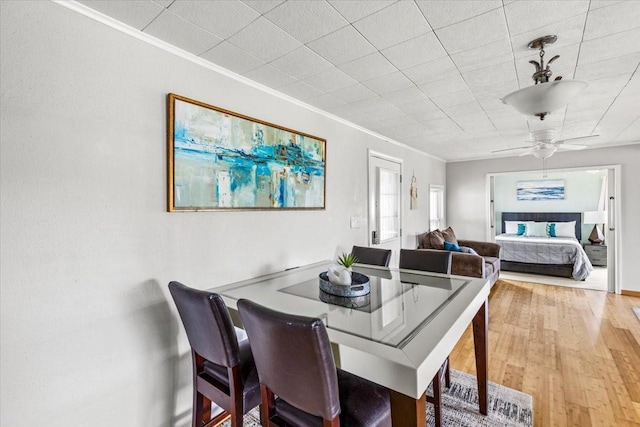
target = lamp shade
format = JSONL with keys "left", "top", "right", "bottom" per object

{"left": 502, "top": 80, "right": 588, "bottom": 117}
{"left": 584, "top": 210, "right": 607, "bottom": 224}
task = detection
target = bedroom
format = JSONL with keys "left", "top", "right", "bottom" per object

{"left": 491, "top": 168, "right": 611, "bottom": 292}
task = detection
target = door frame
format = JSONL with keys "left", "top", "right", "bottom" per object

{"left": 485, "top": 164, "right": 621, "bottom": 294}
{"left": 368, "top": 150, "right": 403, "bottom": 255}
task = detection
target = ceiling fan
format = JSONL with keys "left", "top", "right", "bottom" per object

{"left": 492, "top": 129, "right": 599, "bottom": 159}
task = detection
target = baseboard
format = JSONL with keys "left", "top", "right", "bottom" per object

{"left": 621, "top": 289, "right": 640, "bottom": 298}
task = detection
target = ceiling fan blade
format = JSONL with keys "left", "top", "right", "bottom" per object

{"left": 519, "top": 148, "right": 536, "bottom": 156}
{"left": 557, "top": 144, "right": 587, "bottom": 150}
{"left": 556, "top": 134, "right": 600, "bottom": 144}
{"left": 491, "top": 145, "right": 532, "bottom": 153}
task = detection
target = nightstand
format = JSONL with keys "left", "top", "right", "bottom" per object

{"left": 584, "top": 244, "right": 607, "bottom": 267}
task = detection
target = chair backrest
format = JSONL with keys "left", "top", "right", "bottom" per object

{"left": 168, "top": 281, "right": 240, "bottom": 368}
{"left": 351, "top": 245, "right": 392, "bottom": 267}
{"left": 237, "top": 299, "right": 340, "bottom": 421}
{"left": 399, "top": 249, "right": 452, "bottom": 274}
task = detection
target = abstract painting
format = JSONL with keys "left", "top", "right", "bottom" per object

{"left": 516, "top": 179, "right": 565, "bottom": 201}
{"left": 168, "top": 94, "right": 326, "bottom": 211}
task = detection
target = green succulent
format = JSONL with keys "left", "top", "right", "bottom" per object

{"left": 337, "top": 252, "right": 359, "bottom": 268}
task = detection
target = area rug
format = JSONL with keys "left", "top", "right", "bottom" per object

{"left": 220, "top": 369, "right": 533, "bottom": 427}
{"left": 634, "top": 307, "right": 640, "bottom": 321}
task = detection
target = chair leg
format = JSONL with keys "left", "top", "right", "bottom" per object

{"left": 193, "top": 391, "right": 211, "bottom": 427}
{"left": 323, "top": 416, "right": 340, "bottom": 427}
{"left": 432, "top": 375, "right": 442, "bottom": 427}
{"left": 229, "top": 365, "right": 244, "bottom": 427}
{"left": 444, "top": 357, "right": 451, "bottom": 388}
{"left": 260, "top": 385, "right": 277, "bottom": 427}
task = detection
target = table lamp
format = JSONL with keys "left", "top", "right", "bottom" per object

{"left": 584, "top": 211, "right": 606, "bottom": 244}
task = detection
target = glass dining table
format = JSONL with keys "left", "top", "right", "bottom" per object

{"left": 217, "top": 261, "right": 490, "bottom": 427}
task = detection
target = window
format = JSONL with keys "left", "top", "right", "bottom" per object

{"left": 378, "top": 167, "right": 400, "bottom": 241}
{"left": 429, "top": 185, "right": 444, "bottom": 231}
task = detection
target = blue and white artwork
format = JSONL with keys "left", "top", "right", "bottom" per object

{"left": 168, "top": 94, "right": 326, "bottom": 211}
{"left": 516, "top": 180, "right": 565, "bottom": 201}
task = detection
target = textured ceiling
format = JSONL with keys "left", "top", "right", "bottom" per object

{"left": 76, "top": 0, "right": 640, "bottom": 161}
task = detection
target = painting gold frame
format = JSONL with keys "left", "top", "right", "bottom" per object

{"left": 167, "top": 94, "right": 326, "bottom": 212}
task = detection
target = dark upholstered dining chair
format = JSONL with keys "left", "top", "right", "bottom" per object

{"left": 351, "top": 245, "right": 392, "bottom": 267}
{"left": 399, "top": 249, "right": 452, "bottom": 274}
{"left": 237, "top": 299, "right": 392, "bottom": 427}
{"left": 398, "top": 249, "right": 452, "bottom": 427}
{"left": 168, "top": 281, "right": 260, "bottom": 427}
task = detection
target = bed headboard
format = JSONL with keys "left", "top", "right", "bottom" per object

{"left": 501, "top": 212, "right": 582, "bottom": 241}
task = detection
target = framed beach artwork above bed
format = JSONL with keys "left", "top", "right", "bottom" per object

{"left": 167, "top": 93, "right": 326, "bottom": 212}
{"left": 516, "top": 179, "right": 565, "bottom": 201}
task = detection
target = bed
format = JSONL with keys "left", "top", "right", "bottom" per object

{"left": 497, "top": 212, "right": 593, "bottom": 280}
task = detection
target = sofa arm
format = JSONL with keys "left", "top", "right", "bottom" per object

{"left": 457, "top": 240, "right": 501, "bottom": 258}
{"left": 451, "top": 252, "right": 485, "bottom": 279}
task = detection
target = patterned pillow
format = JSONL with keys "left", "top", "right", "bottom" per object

{"left": 517, "top": 223, "right": 527, "bottom": 236}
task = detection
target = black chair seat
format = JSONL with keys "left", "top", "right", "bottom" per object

{"left": 272, "top": 369, "right": 391, "bottom": 427}
{"left": 202, "top": 340, "right": 260, "bottom": 410}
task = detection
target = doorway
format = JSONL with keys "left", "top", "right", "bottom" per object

{"left": 486, "top": 165, "right": 620, "bottom": 293}
{"left": 368, "top": 151, "right": 402, "bottom": 268}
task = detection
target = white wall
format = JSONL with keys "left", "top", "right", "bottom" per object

{"left": 493, "top": 169, "right": 607, "bottom": 241}
{"left": 0, "top": 2, "right": 444, "bottom": 426}
{"left": 446, "top": 144, "right": 640, "bottom": 292}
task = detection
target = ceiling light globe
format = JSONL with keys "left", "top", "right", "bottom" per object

{"left": 502, "top": 80, "right": 588, "bottom": 119}
{"left": 532, "top": 146, "right": 557, "bottom": 159}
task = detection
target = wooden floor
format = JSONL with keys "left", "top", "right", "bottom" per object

{"left": 450, "top": 279, "right": 640, "bottom": 427}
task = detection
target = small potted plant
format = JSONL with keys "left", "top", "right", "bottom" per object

{"left": 326, "top": 253, "right": 359, "bottom": 286}
{"left": 337, "top": 252, "right": 359, "bottom": 271}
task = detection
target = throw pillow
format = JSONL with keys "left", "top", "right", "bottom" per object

{"left": 428, "top": 229, "right": 446, "bottom": 249}
{"left": 517, "top": 223, "right": 527, "bottom": 236}
{"left": 441, "top": 226, "right": 458, "bottom": 245}
{"left": 505, "top": 221, "right": 521, "bottom": 234}
{"left": 459, "top": 246, "right": 479, "bottom": 256}
{"left": 444, "top": 241, "right": 461, "bottom": 252}
{"left": 525, "top": 221, "right": 547, "bottom": 237}
{"left": 547, "top": 221, "right": 576, "bottom": 238}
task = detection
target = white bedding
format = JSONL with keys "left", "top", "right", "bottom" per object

{"left": 495, "top": 234, "right": 593, "bottom": 280}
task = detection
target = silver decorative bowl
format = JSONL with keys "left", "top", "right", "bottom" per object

{"left": 318, "top": 271, "right": 370, "bottom": 297}
{"left": 319, "top": 290, "right": 370, "bottom": 308}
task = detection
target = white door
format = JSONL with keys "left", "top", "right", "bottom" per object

{"left": 368, "top": 152, "right": 402, "bottom": 267}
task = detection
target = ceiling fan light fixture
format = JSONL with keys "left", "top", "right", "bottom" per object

{"left": 532, "top": 145, "right": 557, "bottom": 159}
{"left": 502, "top": 35, "right": 588, "bottom": 120}
{"left": 502, "top": 80, "right": 588, "bottom": 120}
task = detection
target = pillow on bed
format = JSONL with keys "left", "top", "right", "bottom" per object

{"left": 525, "top": 221, "right": 547, "bottom": 237}
{"left": 505, "top": 221, "right": 527, "bottom": 235}
{"left": 547, "top": 221, "right": 576, "bottom": 238}
{"left": 504, "top": 221, "right": 520, "bottom": 234}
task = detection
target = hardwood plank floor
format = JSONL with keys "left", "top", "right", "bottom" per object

{"left": 450, "top": 279, "right": 640, "bottom": 427}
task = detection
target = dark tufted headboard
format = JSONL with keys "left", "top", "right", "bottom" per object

{"left": 501, "top": 212, "right": 582, "bottom": 241}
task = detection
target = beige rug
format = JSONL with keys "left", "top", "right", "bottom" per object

{"left": 220, "top": 369, "right": 533, "bottom": 426}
